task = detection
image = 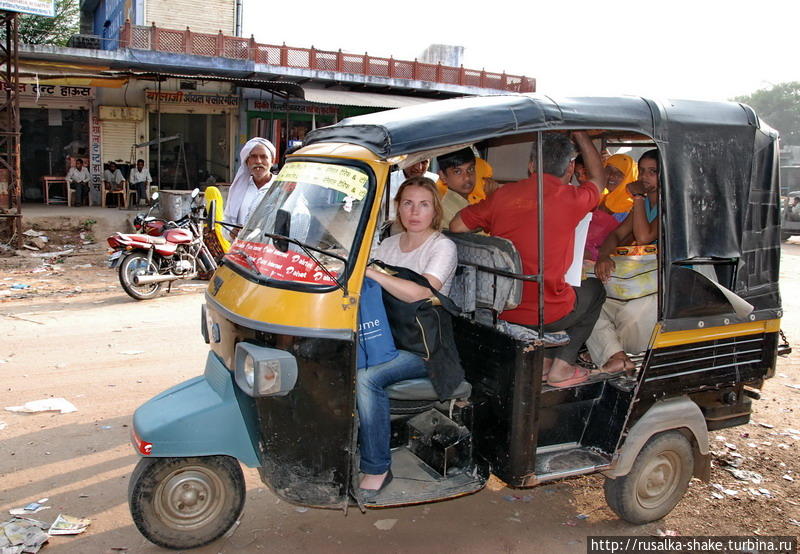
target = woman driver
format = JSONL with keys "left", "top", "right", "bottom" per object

{"left": 357, "top": 176, "right": 458, "bottom": 497}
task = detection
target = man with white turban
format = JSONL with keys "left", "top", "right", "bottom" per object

{"left": 223, "top": 138, "right": 277, "bottom": 233}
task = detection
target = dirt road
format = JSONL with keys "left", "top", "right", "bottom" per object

{"left": 1, "top": 239, "right": 799, "bottom": 553}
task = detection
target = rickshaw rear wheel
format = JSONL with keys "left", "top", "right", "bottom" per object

{"left": 604, "top": 431, "right": 693, "bottom": 524}
{"left": 128, "top": 456, "right": 245, "bottom": 550}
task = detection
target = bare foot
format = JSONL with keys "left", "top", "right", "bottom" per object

{"left": 359, "top": 471, "right": 388, "bottom": 490}
{"left": 603, "top": 351, "right": 634, "bottom": 374}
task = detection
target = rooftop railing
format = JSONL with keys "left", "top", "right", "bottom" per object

{"left": 118, "top": 21, "right": 535, "bottom": 93}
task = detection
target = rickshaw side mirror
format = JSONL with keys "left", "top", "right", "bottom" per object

{"left": 191, "top": 188, "right": 200, "bottom": 199}
{"left": 151, "top": 191, "right": 159, "bottom": 201}
{"left": 274, "top": 209, "right": 291, "bottom": 253}
{"left": 206, "top": 199, "right": 217, "bottom": 228}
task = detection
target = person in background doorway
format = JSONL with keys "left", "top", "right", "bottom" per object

{"left": 128, "top": 159, "right": 152, "bottom": 206}
{"left": 66, "top": 158, "right": 90, "bottom": 207}
{"left": 223, "top": 138, "right": 277, "bottom": 235}
{"left": 103, "top": 161, "right": 126, "bottom": 208}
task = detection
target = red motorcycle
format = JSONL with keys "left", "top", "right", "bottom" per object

{"left": 107, "top": 189, "right": 217, "bottom": 300}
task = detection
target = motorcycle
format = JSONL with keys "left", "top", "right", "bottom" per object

{"left": 107, "top": 189, "right": 217, "bottom": 301}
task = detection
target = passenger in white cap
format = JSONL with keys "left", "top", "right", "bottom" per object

{"left": 224, "top": 137, "right": 277, "bottom": 233}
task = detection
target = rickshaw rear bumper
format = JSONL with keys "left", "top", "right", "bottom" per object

{"left": 131, "top": 351, "right": 262, "bottom": 467}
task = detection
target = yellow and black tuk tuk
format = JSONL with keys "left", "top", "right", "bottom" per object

{"left": 128, "top": 94, "right": 788, "bottom": 550}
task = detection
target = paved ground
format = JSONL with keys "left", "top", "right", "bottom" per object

{"left": 1, "top": 217, "right": 798, "bottom": 553}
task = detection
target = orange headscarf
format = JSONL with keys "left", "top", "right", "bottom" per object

{"left": 602, "top": 154, "right": 638, "bottom": 214}
{"left": 435, "top": 158, "right": 493, "bottom": 204}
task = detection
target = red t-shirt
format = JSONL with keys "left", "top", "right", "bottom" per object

{"left": 459, "top": 173, "right": 600, "bottom": 325}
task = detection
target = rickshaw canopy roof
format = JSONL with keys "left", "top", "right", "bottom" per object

{"left": 305, "top": 93, "right": 782, "bottom": 321}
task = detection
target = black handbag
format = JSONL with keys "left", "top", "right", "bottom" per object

{"left": 371, "top": 261, "right": 460, "bottom": 360}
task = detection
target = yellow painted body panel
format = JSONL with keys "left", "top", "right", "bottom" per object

{"left": 212, "top": 145, "right": 389, "bottom": 333}
{"left": 653, "top": 319, "right": 781, "bottom": 349}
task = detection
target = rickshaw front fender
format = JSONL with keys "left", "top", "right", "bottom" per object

{"left": 131, "top": 352, "right": 261, "bottom": 467}
{"left": 603, "top": 395, "right": 709, "bottom": 479}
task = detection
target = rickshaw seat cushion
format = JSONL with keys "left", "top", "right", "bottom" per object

{"left": 387, "top": 378, "right": 471, "bottom": 401}
{"left": 442, "top": 232, "right": 523, "bottom": 313}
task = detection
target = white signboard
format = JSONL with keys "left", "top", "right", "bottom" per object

{"left": 0, "top": 0, "right": 56, "bottom": 17}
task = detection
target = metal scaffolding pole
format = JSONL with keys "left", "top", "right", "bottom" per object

{"left": 0, "top": 10, "right": 21, "bottom": 248}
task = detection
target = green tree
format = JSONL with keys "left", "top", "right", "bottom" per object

{"left": 734, "top": 82, "right": 800, "bottom": 145}
{"left": 1, "top": 0, "right": 79, "bottom": 47}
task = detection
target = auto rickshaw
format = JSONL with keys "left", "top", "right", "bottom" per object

{"left": 127, "top": 94, "right": 790, "bottom": 550}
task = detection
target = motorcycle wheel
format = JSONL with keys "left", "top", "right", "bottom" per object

{"left": 119, "top": 252, "right": 163, "bottom": 301}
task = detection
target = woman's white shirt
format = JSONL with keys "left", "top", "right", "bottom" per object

{"left": 375, "top": 231, "right": 458, "bottom": 295}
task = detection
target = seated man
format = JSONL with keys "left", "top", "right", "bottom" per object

{"left": 450, "top": 132, "right": 606, "bottom": 388}
{"left": 128, "top": 159, "right": 152, "bottom": 206}
{"left": 66, "top": 158, "right": 90, "bottom": 207}
{"left": 587, "top": 149, "right": 661, "bottom": 374}
{"left": 437, "top": 148, "right": 499, "bottom": 228}
{"left": 103, "top": 161, "right": 126, "bottom": 207}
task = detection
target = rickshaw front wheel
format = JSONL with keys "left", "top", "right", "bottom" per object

{"left": 603, "top": 431, "right": 693, "bottom": 524}
{"left": 128, "top": 455, "right": 245, "bottom": 550}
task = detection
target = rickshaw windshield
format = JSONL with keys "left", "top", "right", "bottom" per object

{"left": 226, "top": 160, "right": 370, "bottom": 288}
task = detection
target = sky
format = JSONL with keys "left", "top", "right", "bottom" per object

{"left": 243, "top": 0, "right": 796, "bottom": 101}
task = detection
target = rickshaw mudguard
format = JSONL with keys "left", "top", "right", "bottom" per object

{"left": 602, "top": 395, "right": 709, "bottom": 479}
{"left": 131, "top": 351, "right": 261, "bottom": 467}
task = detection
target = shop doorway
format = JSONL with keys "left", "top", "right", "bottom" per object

{"left": 20, "top": 108, "right": 89, "bottom": 202}
{"left": 148, "top": 112, "right": 229, "bottom": 189}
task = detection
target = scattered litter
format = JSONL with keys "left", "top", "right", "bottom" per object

{"left": 5, "top": 398, "right": 77, "bottom": 414}
{"left": 48, "top": 514, "right": 91, "bottom": 535}
{"left": 119, "top": 350, "right": 145, "bottom": 356}
{"left": 0, "top": 517, "right": 50, "bottom": 552}
{"left": 92, "top": 300, "right": 105, "bottom": 304}
{"left": 502, "top": 494, "right": 534, "bottom": 503}
{"left": 73, "top": 264, "right": 92, "bottom": 269}
{"left": 757, "top": 422, "right": 775, "bottom": 428}
{"left": 0, "top": 359, "right": 7, "bottom": 364}
{"left": 576, "top": 514, "right": 589, "bottom": 520}
{"left": 29, "top": 248, "right": 74, "bottom": 259}
{"left": 777, "top": 443, "right": 790, "bottom": 450}
{"left": 786, "top": 428, "right": 800, "bottom": 435}
{"left": 758, "top": 488, "right": 771, "bottom": 497}
{"left": 562, "top": 520, "right": 577, "bottom": 527}
{"left": 10, "top": 284, "right": 30, "bottom": 290}
{"left": 22, "top": 229, "right": 44, "bottom": 237}
{"left": 100, "top": 425, "right": 112, "bottom": 430}
{"left": 785, "top": 384, "right": 800, "bottom": 390}
{"left": 746, "top": 442, "right": 757, "bottom": 448}
{"left": 656, "top": 529, "right": 680, "bottom": 537}
{"left": 725, "top": 469, "right": 762, "bottom": 484}
{"left": 294, "top": 507, "right": 308, "bottom": 513}
{"left": 373, "top": 519, "right": 397, "bottom": 531}
{"left": 0, "top": 421, "right": 6, "bottom": 431}
{"left": 782, "top": 474, "right": 794, "bottom": 482}
{"left": 723, "top": 442, "right": 737, "bottom": 450}
{"left": 789, "top": 519, "right": 800, "bottom": 527}
{"left": 22, "top": 244, "right": 40, "bottom": 250}
{"left": 711, "top": 483, "right": 738, "bottom": 496}
{"left": 711, "top": 492, "right": 724, "bottom": 500}
{"left": 9, "top": 499, "right": 50, "bottom": 515}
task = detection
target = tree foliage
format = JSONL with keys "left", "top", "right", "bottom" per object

{"left": 734, "top": 82, "right": 800, "bottom": 146}
{"left": 2, "top": 0, "right": 79, "bottom": 47}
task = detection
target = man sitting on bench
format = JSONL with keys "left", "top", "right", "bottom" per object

{"left": 450, "top": 132, "right": 605, "bottom": 388}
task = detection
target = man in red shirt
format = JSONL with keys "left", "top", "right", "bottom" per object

{"left": 450, "top": 131, "right": 605, "bottom": 387}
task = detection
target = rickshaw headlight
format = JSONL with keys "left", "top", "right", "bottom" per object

{"left": 234, "top": 342, "right": 297, "bottom": 397}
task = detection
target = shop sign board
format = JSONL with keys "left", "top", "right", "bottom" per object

{"left": 0, "top": 0, "right": 55, "bottom": 16}
{"left": 90, "top": 112, "right": 103, "bottom": 189}
{"left": 2, "top": 82, "right": 95, "bottom": 100}
{"left": 99, "top": 106, "right": 144, "bottom": 121}
{"left": 145, "top": 89, "right": 239, "bottom": 107}
{"left": 248, "top": 99, "right": 338, "bottom": 115}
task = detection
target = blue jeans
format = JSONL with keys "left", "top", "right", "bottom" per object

{"left": 356, "top": 350, "right": 427, "bottom": 474}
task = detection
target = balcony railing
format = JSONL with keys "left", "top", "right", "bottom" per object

{"left": 118, "top": 21, "right": 535, "bottom": 93}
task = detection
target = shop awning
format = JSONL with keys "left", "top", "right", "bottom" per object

{"left": 302, "top": 88, "right": 437, "bottom": 109}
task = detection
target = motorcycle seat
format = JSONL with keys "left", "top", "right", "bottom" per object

{"left": 120, "top": 233, "right": 167, "bottom": 245}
